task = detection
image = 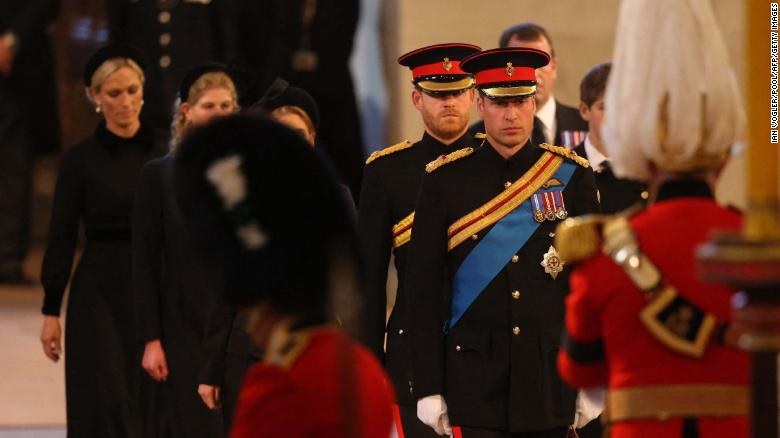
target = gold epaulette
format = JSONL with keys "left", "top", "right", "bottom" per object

{"left": 473, "top": 132, "right": 487, "bottom": 139}
{"left": 555, "top": 203, "right": 645, "bottom": 263}
{"left": 539, "top": 143, "right": 590, "bottom": 168}
{"left": 554, "top": 215, "right": 606, "bottom": 263}
{"left": 425, "top": 147, "right": 474, "bottom": 173}
{"left": 365, "top": 140, "right": 413, "bottom": 165}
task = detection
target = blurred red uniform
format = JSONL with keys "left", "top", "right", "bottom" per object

{"left": 231, "top": 327, "right": 396, "bottom": 438}
{"left": 557, "top": 182, "right": 750, "bottom": 438}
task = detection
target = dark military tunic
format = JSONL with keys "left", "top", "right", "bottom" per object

{"left": 41, "top": 123, "right": 167, "bottom": 437}
{"left": 406, "top": 140, "right": 598, "bottom": 433}
{"left": 358, "top": 131, "right": 480, "bottom": 395}
{"left": 132, "top": 155, "right": 225, "bottom": 437}
{"left": 572, "top": 142, "right": 647, "bottom": 214}
{"left": 107, "top": 0, "right": 237, "bottom": 128}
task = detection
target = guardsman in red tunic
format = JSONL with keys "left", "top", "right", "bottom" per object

{"left": 555, "top": 0, "right": 749, "bottom": 437}
{"left": 172, "top": 115, "right": 395, "bottom": 438}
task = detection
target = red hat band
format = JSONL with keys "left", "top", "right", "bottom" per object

{"left": 411, "top": 59, "right": 467, "bottom": 78}
{"left": 475, "top": 65, "right": 536, "bottom": 86}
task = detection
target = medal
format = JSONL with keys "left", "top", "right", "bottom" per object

{"left": 553, "top": 191, "right": 568, "bottom": 220}
{"left": 540, "top": 245, "right": 565, "bottom": 280}
{"left": 543, "top": 192, "right": 556, "bottom": 221}
{"left": 532, "top": 194, "right": 545, "bottom": 223}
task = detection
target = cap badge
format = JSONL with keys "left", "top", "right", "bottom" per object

{"left": 506, "top": 62, "right": 515, "bottom": 77}
{"left": 443, "top": 57, "right": 452, "bottom": 71}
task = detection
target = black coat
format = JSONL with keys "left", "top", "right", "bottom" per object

{"left": 41, "top": 123, "right": 167, "bottom": 437}
{"left": 406, "top": 141, "right": 599, "bottom": 432}
{"left": 572, "top": 142, "right": 647, "bottom": 214}
{"left": 107, "top": 0, "right": 238, "bottom": 128}
{"left": 270, "top": 0, "right": 364, "bottom": 199}
{"left": 0, "top": 0, "right": 60, "bottom": 153}
{"left": 132, "top": 155, "right": 226, "bottom": 437}
{"left": 357, "top": 131, "right": 482, "bottom": 406}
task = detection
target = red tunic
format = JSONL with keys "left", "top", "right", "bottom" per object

{"left": 557, "top": 194, "right": 749, "bottom": 438}
{"left": 230, "top": 327, "right": 396, "bottom": 438}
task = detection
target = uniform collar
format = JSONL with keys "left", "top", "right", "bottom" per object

{"left": 484, "top": 138, "right": 541, "bottom": 170}
{"left": 421, "top": 130, "right": 472, "bottom": 150}
{"left": 655, "top": 179, "right": 713, "bottom": 202}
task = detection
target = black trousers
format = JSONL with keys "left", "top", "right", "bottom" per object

{"left": 396, "top": 403, "right": 447, "bottom": 438}
{"left": 0, "top": 76, "right": 31, "bottom": 276}
{"left": 576, "top": 417, "right": 603, "bottom": 438}
{"left": 454, "top": 425, "right": 570, "bottom": 438}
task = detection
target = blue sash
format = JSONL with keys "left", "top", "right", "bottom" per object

{"left": 448, "top": 160, "right": 577, "bottom": 330}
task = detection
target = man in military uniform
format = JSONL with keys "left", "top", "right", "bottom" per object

{"left": 555, "top": 0, "right": 749, "bottom": 437}
{"left": 107, "top": 0, "right": 237, "bottom": 128}
{"left": 406, "top": 47, "right": 598, "bottom": 438}
{"left": 469, "top": 23, "right": 587, "bottom": 149}
{"left": 358, "top": 42, "right": 482, "bottom": 438}
{"left": 573, "top": 62, "right": 647, "bottom": 215}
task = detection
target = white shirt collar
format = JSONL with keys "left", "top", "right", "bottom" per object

{"left": 535, "top": 97, "right": 557, "bottom": 144}
{"left": 584, "top": 135, "right": 608, "bottom": 171}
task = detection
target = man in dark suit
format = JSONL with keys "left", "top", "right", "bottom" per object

{"left": 0, "top": 0, "right": 60, "bottom": 282}
{"left": 407, "top": 47, "right": 599, "bottom": 438}
{"left": 469, "top": 23, "right": 588, "bottom": 149}
{"left": 573, "top": 62, "right": 647, "bottom": 215}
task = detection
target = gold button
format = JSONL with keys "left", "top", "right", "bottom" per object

{"left": 512, "top": 290, "right": 520, "bottom": 300}
{"left": 159, "top": 55, "right": 171, "bottom": 68}
{"left": 158, "top": 11, "right": 171, "bottom": 24}
{"left": 455, "top": 345, "right": 461, "bottom": 352}
{"left": 512, "top": 326, "right": 521, "bottom": 336}
{"left": 159, "top": 33, "right": 171, "bottom": 46}
{"left": 504, "top": 181, "right": 512, "bottom": 189}
{"left": 471, "top": 234, "right": 479, "bottom": 241}
{"left": 641, "top": 190, "right": 650, "bottom": 200}
{"left": 511, "top": 255, "right": 519, "bottom": 263}
{"left": 398, "top": 329, "right": 405, "bottom": 336}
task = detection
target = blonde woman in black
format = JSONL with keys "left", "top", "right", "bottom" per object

{"left": 39, "top": 45, "right": 167, "bottom": 437}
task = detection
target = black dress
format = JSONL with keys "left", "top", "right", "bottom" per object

{"left": 132, "top": 155, "right": 225, "bottom": 437}
{"left": 41, "top": 123, "right": 166, "bottom": 437}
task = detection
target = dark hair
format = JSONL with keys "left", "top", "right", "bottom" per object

{"left": 498, "top": 22, "right": 555, "bottom": 57}
{"left": 579, "top": 62, "right": 612, "bottom": 107}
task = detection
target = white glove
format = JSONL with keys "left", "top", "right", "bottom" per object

{"left": 574, "top": 387, "right": 606, "bottom": 428}
{"left": 417, "top": 394, "right": 452, "bottom": 436}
